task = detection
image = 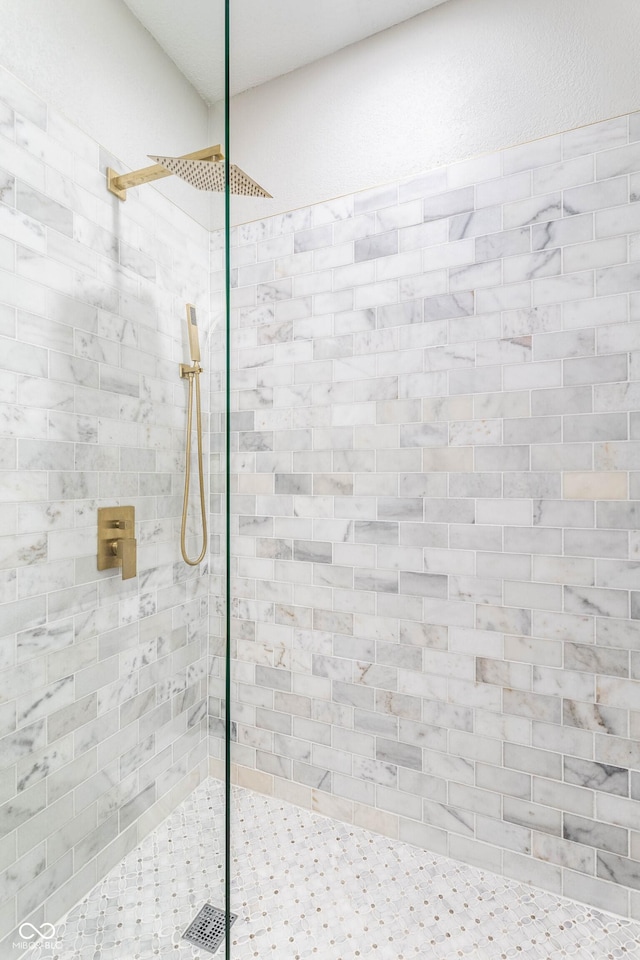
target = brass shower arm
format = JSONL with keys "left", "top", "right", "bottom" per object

{"left": 106, "top": 144, "right": 224, "bottom": 200}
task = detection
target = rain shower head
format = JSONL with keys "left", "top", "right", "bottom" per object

{"left": 106, "top": 145, "right": 271, "bottom": 200}
{"left": 149, "top": 156, "right": 272, "bottom": 197}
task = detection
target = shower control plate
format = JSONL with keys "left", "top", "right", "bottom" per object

{"left": 97, "top": 506, "right": 136, "bottom": 579}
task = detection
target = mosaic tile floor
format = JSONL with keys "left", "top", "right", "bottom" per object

{"left": 33, "top": 779, "right": 640, "bottom": 959}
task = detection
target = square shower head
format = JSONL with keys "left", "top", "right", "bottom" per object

{"left": 148, "top": 155, "right": 272, "bottom": 196}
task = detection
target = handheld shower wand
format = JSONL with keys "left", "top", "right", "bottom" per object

{"left": 180, "top": 304, "right": 207, "bottom": 565}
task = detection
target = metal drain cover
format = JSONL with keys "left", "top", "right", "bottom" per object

{"left": 183, "top": 903, "right": 237, "bottom": 954}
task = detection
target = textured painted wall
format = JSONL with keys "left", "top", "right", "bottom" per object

{"left": 229, "top": 110, "right": 640, "bottom": 919}
{"left": 0, "top": 65, "right": 212, "bottom": 951}
{"left": 219, "top": 0, "right": 640, "bottom": 225}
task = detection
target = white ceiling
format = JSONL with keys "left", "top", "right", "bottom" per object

{"left": 121, "top": 0, "right": 450, "bottom": 103}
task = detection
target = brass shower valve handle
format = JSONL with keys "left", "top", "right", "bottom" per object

{"left": 109, "top": 536, "right": 137, "bottom": 580}
{"left": 97, "top": 506, "right": 137, "bottom": 580}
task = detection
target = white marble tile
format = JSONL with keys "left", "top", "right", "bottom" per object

{"left": 7, "top": 81, "right": 640, "bottom": 941}
{"left": 504, "top": 135, "right": 562, "bottom": 174}
{"left": 564, "top": 177, "right": 628, "bottom": 216}
{"left": 563, "top": 116, "right": 629, "bottom": 159}
{"left": 533, "top": 155, "right": 594, "bottom": 194}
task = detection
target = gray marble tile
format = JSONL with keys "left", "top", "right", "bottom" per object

{"left": 598, "top": 851, "right": 640, "bottom": 891}
{"left": 565, "top": 757, "right": 629, "bottom": 796}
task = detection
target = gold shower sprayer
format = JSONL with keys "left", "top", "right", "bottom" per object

{"left": 106, "top": 145, "right": 271, "bottom": 199}
{"left": 180, "top": 304, "right": 207, "bottom": 566}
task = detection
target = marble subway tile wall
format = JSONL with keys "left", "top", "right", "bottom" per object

{"left": 229, "top": 111, "right": 640, "bottom": 919}
{"left": 0, "top": 67, "right": 213, "bottom": 951}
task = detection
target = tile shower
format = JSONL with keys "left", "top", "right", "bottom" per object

{"left": 0, "top": 66, "right": 212, "bottom": 953}
{"left": 3, "top": 56, "right": 640, "bottom": 960}
{"left": 228, "top": 112, "right": 640, "bottom": 921}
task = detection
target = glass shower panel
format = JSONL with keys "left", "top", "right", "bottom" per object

{"left": 0, "top": 1, "right": 228, "bottom": 955}
{"left": 224, "top": 4, "right": 640, "bottom": 958}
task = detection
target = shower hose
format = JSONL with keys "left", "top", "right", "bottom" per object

{"left": 181, "top": 363, "right": 208, "bottom": 565}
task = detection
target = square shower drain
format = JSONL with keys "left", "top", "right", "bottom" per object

{"left": 182, "top": 903, "right": 238, "bottom": 954}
